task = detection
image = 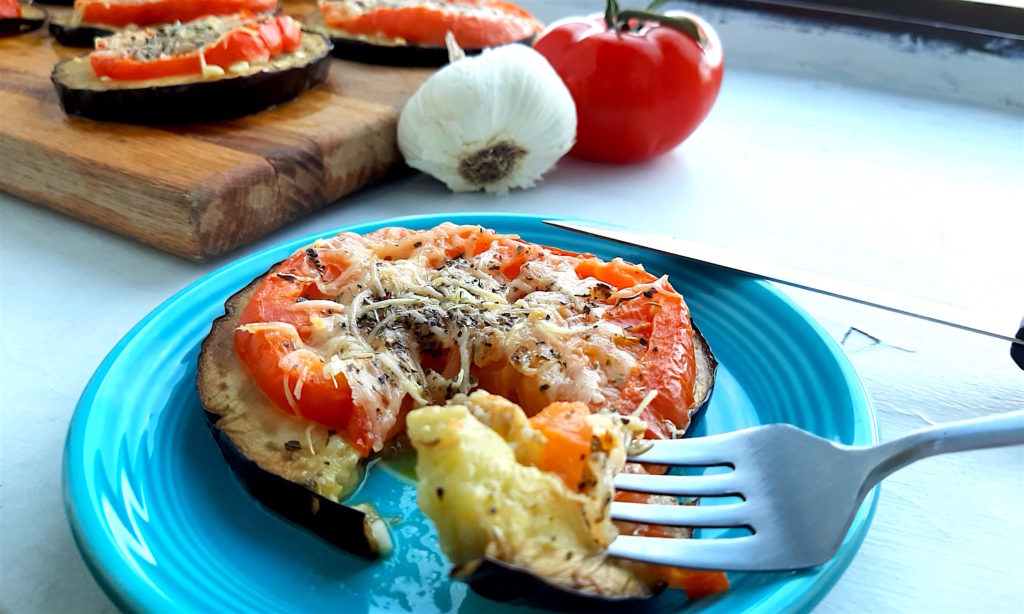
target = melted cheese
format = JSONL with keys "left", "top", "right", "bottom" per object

{"left": 250, "top": 242, "right": 646, "bottom": 454}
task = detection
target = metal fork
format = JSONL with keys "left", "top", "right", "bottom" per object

{"left": 608, "top": 410, "right": 1024, "bottom": 571}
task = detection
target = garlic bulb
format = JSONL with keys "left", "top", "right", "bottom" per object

{"left": 397, "top": 40, "right": 577, "bottom": 194}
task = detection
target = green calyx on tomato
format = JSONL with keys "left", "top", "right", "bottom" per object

{"left": 605, "top": 0, "right": 706, "bottom": 48}
{"left": 533, "top": 0, "right": 724, "bottom": 164}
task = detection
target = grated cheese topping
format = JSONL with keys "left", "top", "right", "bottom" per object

{"left": 246, "top": 236, "right": 656, "bottom": 454}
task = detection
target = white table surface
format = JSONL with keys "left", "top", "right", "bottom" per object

{"left": 2, "top": 24, "right": 1024, "bottom": 614}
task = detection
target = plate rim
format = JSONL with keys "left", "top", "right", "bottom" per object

{"left": 63, "top": 211, "right": 879, "bottom": 613}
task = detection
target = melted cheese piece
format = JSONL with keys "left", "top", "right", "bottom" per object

{"left": 255, "top": 242, "right": 644, "bottom": 454}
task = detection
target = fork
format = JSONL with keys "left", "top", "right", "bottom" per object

{"left": 608, "top": 410, "right": 1024, "bottom": 571}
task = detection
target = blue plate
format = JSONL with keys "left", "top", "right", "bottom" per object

{"left": 64, "top": 212, "right": 878, "bottom": 613}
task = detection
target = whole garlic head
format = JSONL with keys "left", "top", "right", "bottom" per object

{"left": 397, "top": 42, "right": 577, "bottom": 194}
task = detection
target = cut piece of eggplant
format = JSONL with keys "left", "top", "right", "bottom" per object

{"left": 35, "top": 0, "right": 71, "bottom": 5}
{"left": 405, "top": 394, "right": 724, "bottom": 608}
{"left": 197, "top": 270, "right": 392, "bottom": 560}
{"left": 303, "top": 10, "right": 530, "bottom": 67}
{"left": 51, "top": 32, "right": 333, "bottom": 123}
{"left": 0, "top": 4, "right": 46, "bottom": 35}
{"left": 48, "top": 12, "right": 112, "bottom": 46}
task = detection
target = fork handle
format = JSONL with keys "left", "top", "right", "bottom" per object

{"left": 863, "top": 409, "right": 1024, "bottom": 489}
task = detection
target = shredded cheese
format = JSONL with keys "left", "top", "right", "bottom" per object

{"left": 245, "top": 240, "right": 648, "bottom": 453}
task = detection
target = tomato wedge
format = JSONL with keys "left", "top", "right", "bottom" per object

{"left": 320, "top": 0, "right": 542, "bottom": 49}
{"left": 1, "top": 0, "right": 21, "bottom": 19}
{"left": 90, "top": 15, "right": 302, "bottom": 82}
{"left": 75, "top": 0, "right": 277, "bottom": 27}
{"left": 528, "top": 402, "right": 594, "bottom": 491}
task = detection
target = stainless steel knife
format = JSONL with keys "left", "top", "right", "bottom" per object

{"left": 543, "top": 220, "right": 1024, "bottom": 361}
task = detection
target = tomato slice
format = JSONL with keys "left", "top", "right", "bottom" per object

{"left": 75, "top": 0, "right": 277, "bottom": 27}
{"left": 528, "top": 402, "right": 593, "bottom": 491}
{"left": 1, "top": 0, "right": 21, "bottom": 19}
{"left": 320, "top": 0, "right": 541, "bottom": 49}
{"left": 234, "top": 225, "right": 702, "bottom": 457}
{"left": 90, "top": 15, "right": 303, "bottom": 82}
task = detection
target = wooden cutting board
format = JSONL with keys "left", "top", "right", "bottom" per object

{"left": 0, "top": 2, "right": 433, "bottom": 260}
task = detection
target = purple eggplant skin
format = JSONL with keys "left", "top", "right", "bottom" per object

{"left": 202, "top": 408, "right": 385, "bottom": 559}
{"left": 685, "top": 323, "right": 718, "bottom": 435}
{"left": 0, "top": 4, "right": 47, "bottom": 35}
{"left": 48, "top": 18, "right": 112, "bottom": 46}
{"left": 461, "top": 557, "right": 664, "bottom": 612}
{"left": 35, "top": 0, "right": 72, "bottom": 5}
{"left": 50, "top": 33, "right": 333, "bottom": 124}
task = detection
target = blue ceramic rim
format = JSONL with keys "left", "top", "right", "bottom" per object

{"left": 63, "top": 211, "right": 879, "bottom": 613}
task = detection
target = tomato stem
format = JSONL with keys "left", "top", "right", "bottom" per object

{"left": 605, "top": 0, "right": 621, "bottom": 29}
{"left": 604, "top": 0, "right": 707, "bottom": 48}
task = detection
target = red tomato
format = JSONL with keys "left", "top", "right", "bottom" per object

{"left": 533, "top": 7, "right": 723, "bottom": 164}
{"left": 0, "top": 0, "right": 21, "bottom": 19}
{"left": 76, "top": 0, "right": 276, "bottom": 28}
{"left": 90, "top": 15, "right": 303, "bottom": 82}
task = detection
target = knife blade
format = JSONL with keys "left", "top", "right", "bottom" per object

{"left": 544, "top": 220, "right": 1024, "bottom": 349}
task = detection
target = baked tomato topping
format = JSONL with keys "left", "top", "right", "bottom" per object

{"left": 74, "top": 0, "right": 277, "bottom": 27}
{"left": 319, "top": 0, "right": 542, "bottom": 49}
{"left": 0, "top": 0, "right": 21, "bottom": 19}
{"left": 90, "top": 14, "right": 302, "bottom": 82}
{"left": 233, "top": 224, "right": 703, "bottom": 457}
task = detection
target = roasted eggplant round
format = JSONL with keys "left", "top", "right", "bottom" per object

{"left": 0, "top": 4, "right": 46, "bottom": 35}
{"left": 51, "top": 32, "right": 332, "bottom": 124}
{"left": 197, "top": 223, "right": 723, "bottom": 605}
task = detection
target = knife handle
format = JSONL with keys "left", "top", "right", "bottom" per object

{"left": 1012, "top": 317, "right": 1024, "bottom": 371}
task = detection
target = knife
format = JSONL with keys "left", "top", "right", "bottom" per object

{"left": 543, "top": 220, "right": 1024, "bottom": 366}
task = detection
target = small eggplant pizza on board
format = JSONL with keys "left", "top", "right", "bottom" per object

{"left": 305, "top": 0, "right": 543, "bottom": 66}
{"left": 51, "top": 13, "right": 332, "bottom": 123}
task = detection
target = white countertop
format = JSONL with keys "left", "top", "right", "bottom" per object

{"left": 2, "top": 11, "right": 1024, "bottom": 614}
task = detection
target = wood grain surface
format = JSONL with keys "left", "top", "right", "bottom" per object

{"left": 0, "top": 2, "right": 433, "bottom": 260}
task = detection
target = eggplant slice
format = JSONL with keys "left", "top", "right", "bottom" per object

{"left": 48, "top": 14, "right": 111, "bottom": 47}
{"left": 197, "top": 272, "right": 392, "bottom": 560}
{"left": 0, "top": 4, "right": 46, "bottom": 35}
{"left": 197, "top": 241, "right": 718, "bottom": 601}
{"left": 303, "top": 11, "right": 530, "bottom": 67}
{"left": 51, "top": 33, "right": 333, "bottom": 124}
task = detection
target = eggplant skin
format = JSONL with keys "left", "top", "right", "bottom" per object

{"left": 196, "top": 269, "right": 389, "bottom": 560}
{"left": 325, "top": 35, "right": 533, "bottom": 67}
{"left": 687, "top": 324, "right": 718, "bottom": 434}
{"left": 48, "top": 18, "right": 111, "bottom": 46}
{"left": 51, "top": 34, "right": 333, "bottom": 124}
{"left": 0, "top": 5, "right": 47, "bottom": 35}
{"left": 204, "top": 410, "right": 385, "bottom": 559}
{"left": 461, "top": 557, "right": 660, "bottom": 613}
